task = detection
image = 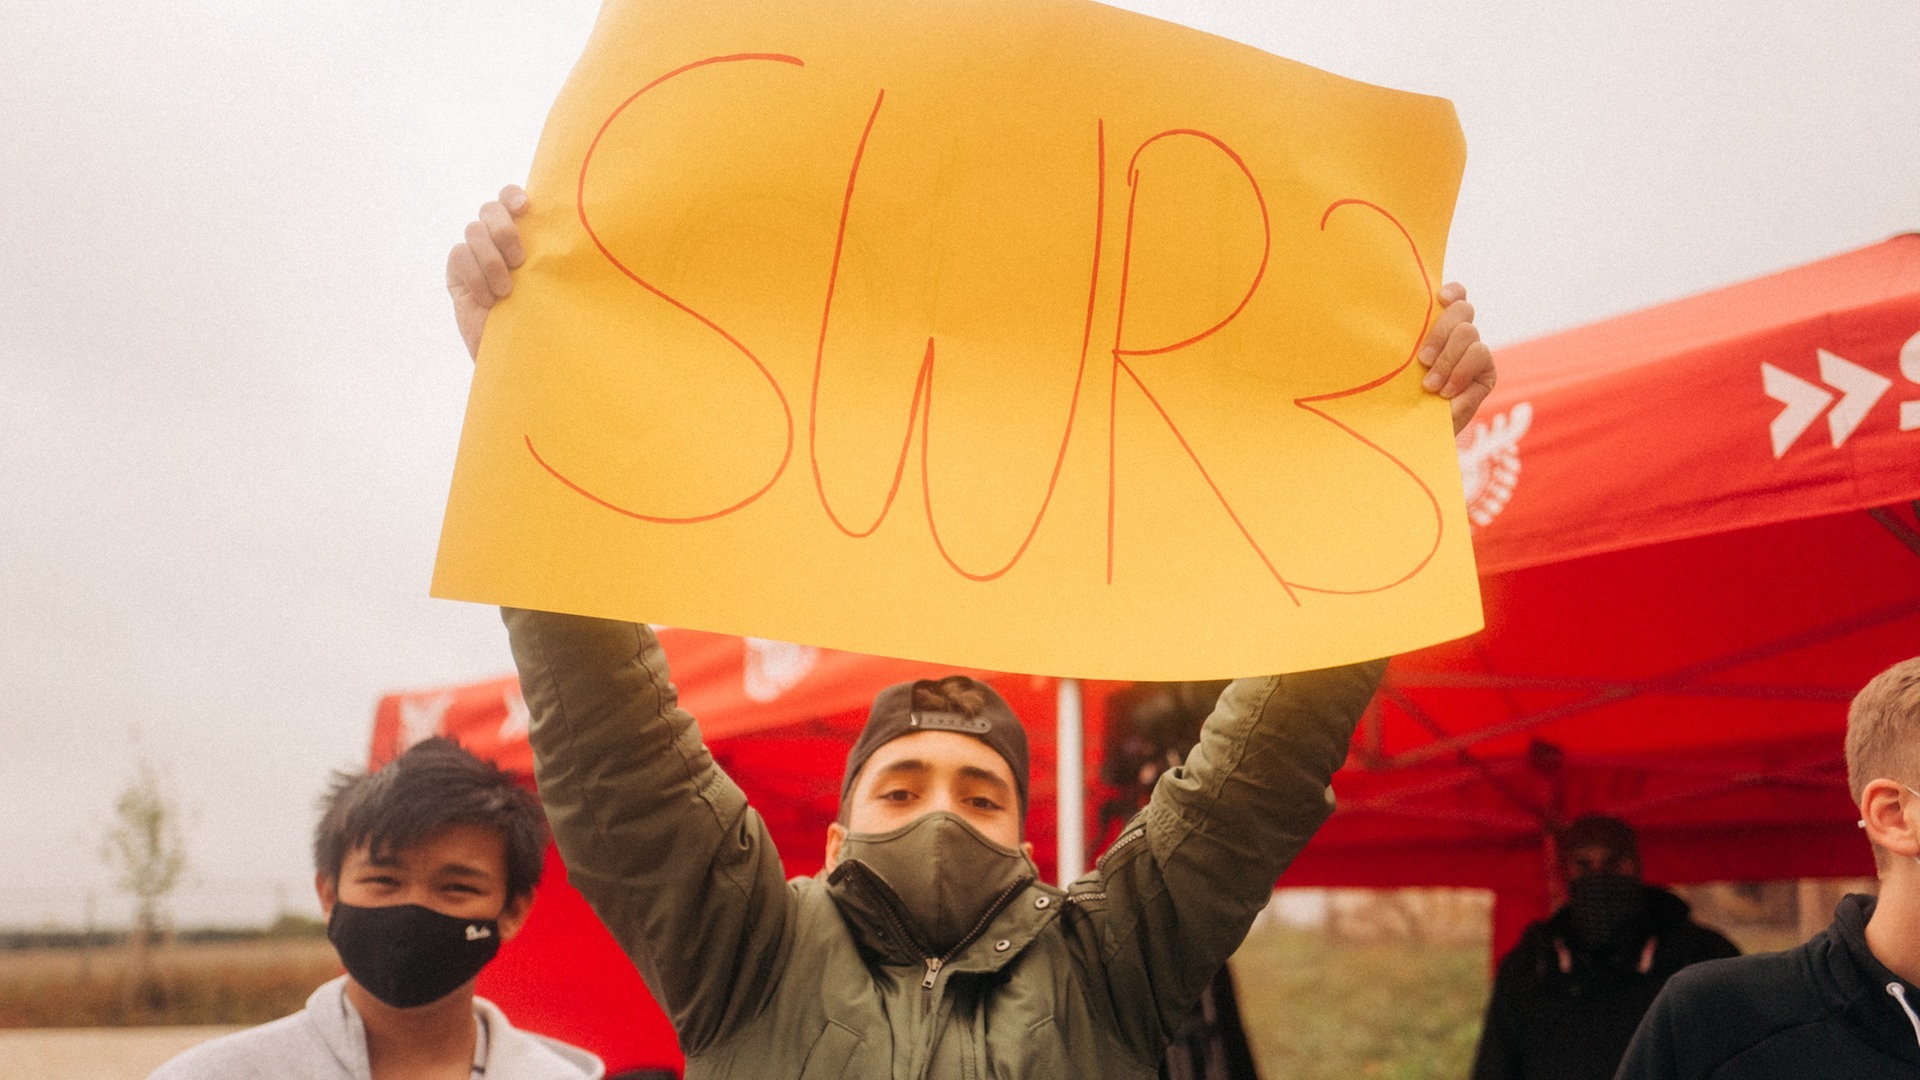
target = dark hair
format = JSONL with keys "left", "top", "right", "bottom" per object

{"left": 1557, "top": 814, "right": 1639, "bottom": 865}
{"left": 313, "top": 737, "right": 547, "bottom": 902}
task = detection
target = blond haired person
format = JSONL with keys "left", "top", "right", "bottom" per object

{"left": 1616, "top": 658, "right": 1920, "bottom": 1078}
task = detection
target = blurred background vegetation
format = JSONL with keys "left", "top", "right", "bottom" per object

{"left": 1225, "top": 878, "right": 1861, "bottom": 1080}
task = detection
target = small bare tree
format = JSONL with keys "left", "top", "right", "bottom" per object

{"left": 101, "top": 752, "right": 188, "bottom": 991}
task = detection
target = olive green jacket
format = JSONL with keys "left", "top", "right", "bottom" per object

{"left": 505, "top": 608, "right": 1384, "bottom": 1079}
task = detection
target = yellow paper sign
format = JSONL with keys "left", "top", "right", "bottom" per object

{"left": 434, "top": 0, "right": 1482, "bottom": 680}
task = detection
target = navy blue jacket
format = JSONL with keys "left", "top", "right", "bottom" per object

{"left": 1615, "top": 894, "right": 1920, "bottom": 1079}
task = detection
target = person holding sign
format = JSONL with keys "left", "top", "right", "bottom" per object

{"left": 444, "top": 187, "right": 1493, "bottom": 1078}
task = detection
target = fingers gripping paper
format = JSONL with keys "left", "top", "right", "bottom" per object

{"left": 433, "top": 0, "right": 1482, "bottom": 680}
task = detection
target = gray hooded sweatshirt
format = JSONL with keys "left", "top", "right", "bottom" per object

{"left": 149, "top": 975, "right": 604, "bottom": 1080}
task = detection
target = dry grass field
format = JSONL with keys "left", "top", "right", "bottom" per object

{"left": 0, "top": 1025, "right": 245, "bottom": 1080}
{"left": 0, "top": 936, "right": 340, "bottom": 1028}
{"left": 1231, "top": 909, "right": 1491, "bottom": 1080}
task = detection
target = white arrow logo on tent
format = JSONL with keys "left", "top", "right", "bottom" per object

{"left": 399, "top": 691, "right": 454, "bottom": 750}
{"left": 1761, "top": 350, "right": 1893, "bottom": 458}
{"left": 1903, "top": 330, "right": 1920, "bottom": 432}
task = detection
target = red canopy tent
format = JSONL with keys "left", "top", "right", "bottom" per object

{"left": 369, "top": 235, "right": 1920, "bottom": 1073}
{"left": 1283, "top": 233, "right": 1920, "bottom": 953}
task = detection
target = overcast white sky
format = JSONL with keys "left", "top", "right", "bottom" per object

{"left": 4, "top": 1, "right": 1916, "bottom": 929}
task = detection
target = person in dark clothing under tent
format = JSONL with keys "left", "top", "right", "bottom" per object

{"left": 1471, "top": 814, "right": 1738, "bottom": 1080}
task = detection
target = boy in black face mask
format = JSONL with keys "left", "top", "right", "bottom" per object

{"left": 1469, "top": 815, "right": 1737, "bottom": 1080}
{"left": 150, "top": 737, "right": 604, "bottom": 1080}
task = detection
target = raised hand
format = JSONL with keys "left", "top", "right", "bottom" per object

{"left": 1417, "top": 283, "right": 1496, "bottom": 434}
{"left": 446, "top": 185, "right": 530, "bottom": 362}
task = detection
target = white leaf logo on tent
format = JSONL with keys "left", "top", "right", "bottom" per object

{"left": 498, "top": 686, "right": 530, "bottom": 742}
{"left": 1457, "top": 403, "right": 1533, "bottom": 529}
{"left": 744, "top": 638, "right": 820, "bottom": 703}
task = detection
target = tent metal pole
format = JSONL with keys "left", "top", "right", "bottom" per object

{"left": 1057, "top": 678, "right": 1086, "bottom": 884}
{"left": 1868, "top": 505, "right": 1920, "bottom": 559}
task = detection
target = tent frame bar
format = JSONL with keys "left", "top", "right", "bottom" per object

{"left": 1383, "top": 673, "right": 1855, "bottom": 701}
{"left": 1868, "top": 503, "right": 1920, "bottom": 559}
{"left": 1337, "top": 748, "right": 1846, "bottom": 828}
{"left": 1378, "top": 598, "right": 1917, "bottom": 770}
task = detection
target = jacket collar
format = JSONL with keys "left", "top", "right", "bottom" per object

{"left": 823, "top": 861, "right": 1061, "bottom": 972}
{"left": 306, "top": 975, "right": 605, "bottom": 1080}
{"left": 1824, "top": 894, "right": 1920, "bottom": 1064}
{"left": 474, "top": 994, "right": 608, "bottom": 1079}
{"left": 309, "top": 976, "right": 373, "bottom": 1077}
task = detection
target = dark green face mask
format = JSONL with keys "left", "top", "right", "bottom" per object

{"left": 831, "top": 811, "right": 1035, "bottom": 957}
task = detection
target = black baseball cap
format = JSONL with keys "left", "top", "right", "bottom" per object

{"left": 839, "top": 676, "right": 1030, "bottom": 820}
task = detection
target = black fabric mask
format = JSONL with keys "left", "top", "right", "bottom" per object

{"left": 327, "top": 901, "right": 502, "bottom": 1008}
{"left": 1567, "top": 873, "right": 1647, "bottom": 953}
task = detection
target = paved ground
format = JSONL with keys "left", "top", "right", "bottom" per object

{"left": 0, "top": 1025, "right": 242, "bottom": 1079}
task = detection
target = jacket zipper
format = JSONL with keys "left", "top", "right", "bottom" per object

{"left": 837, "top": 863, "right": 1036, "bottom": 996}
{"left": 1096, "top": 825, "right": 1146, "bottom": 871}
{"left": 921, "top": 874, "right": 1034, "bottom": 991}
{"left": 1065, "top": 826, "right": 1145, "bottom": 907}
